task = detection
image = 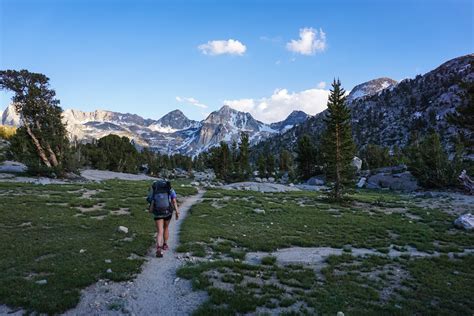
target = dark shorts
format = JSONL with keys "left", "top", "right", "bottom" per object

{"left": 154, "top": 214, "right": 172, "bottom": 221}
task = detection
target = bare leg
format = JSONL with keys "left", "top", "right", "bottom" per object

{"left": 155, "top": 219, "right": 164, "bottom": 249}
{"left": 163, "top": 219, "right": 171, "bottom": 245}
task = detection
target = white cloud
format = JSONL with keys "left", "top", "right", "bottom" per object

{"left": 198, "top": 39, "right": 247, "bottom": 56}
{"left": 176, "top": 96, "right": 208, "bottom": 109}
{"left": 224, "top": 85, "right": 330, "bottom": 123}
{"left": 317, "top": 81, "right": 326, "bottom": 89}
{"left": 286, "top": 27, "right": 327, "bottom": 55}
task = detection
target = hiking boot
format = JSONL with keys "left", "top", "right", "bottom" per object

{"left": 163, "top": 243, "right": 169, "bottom": 251}
{"left": 156, "top": 247, "right": 163, "bottom": 258}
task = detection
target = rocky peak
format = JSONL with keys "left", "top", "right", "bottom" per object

{"left": 204, "top": 105, "right": 246, "bottom": 125}
{"left": 1, "top": 103, "right": 22, "bottom": 126}
{"left": 270, "top": 110, "right": 309, "bottom": 131}
{"left": 347, "top": 77, "right": 398, "bottom": 103}
{"left": 150, "top": 109, "right": 198, "bottom": 132}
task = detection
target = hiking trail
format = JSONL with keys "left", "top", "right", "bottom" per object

{"left": 64, "top": 190, "right": 207, "bottom": 315}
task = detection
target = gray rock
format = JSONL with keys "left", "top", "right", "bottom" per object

{"left": 117, "top": 226, "right": 129, "bottom": 234}
{"left": 372, "top": 164, "right": 407, "bottom": 175}
{"left": 454, "top": 213, "right": 474, "bottom": 230}
{"left": 194, "top": 169, "right": 216, "bottom": 181}
{"left": 253, "top": 208, "right": 266, "bottom": 215}
{"left": 352, "top": 156, "right": 362, "bottom": 173}
{"left": 306, "top": 176, "right": 325, "bottom": 186}
{"left": 106, "top": 268, "right": 113, "bottom": 273}
{"left": 367, "top": 171, "right": 418, "bottom": 192}
{"left": 262, "top": 178, "right": 268, "bottom": 183}
{"left": 35, "top": 279, "right": 47, "bottom": 285}
{"left": 280, "top": 172, "right": 289, "bottom": 184}
{"left": 255, "top": 177, "right": 262, "bottom": 183}
{"left": 268, "top": 177, "right": 275, "bottom": 183}
{"left": 356, "top": 177, "right": 367, "bottom": 188}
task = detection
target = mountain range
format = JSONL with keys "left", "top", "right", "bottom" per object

{"left": 2, "top": 54, "right": 472, "bottom": 157}
{"left": 1, "top": 102, "right": 310, "bottom": 156}
{"left": 253, "top": 54, "right": 473, "bottom": 158}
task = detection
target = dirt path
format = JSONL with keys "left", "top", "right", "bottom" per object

{"left": 64, "top": 190, "right": 207, "bottom": 316}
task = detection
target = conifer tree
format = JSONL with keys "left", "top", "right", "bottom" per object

{"left": 1, "top": 70, "right": 71, "bottom": 173}
{"left": 279, "top": 149, "right": 292, "bottom": 173}
{"left": 238, "top": 132, "right": 250, "bottom": 179}
{"left": 295, "top": 134, "right": 317, "bottom": 180}
{"left": 257, "top": 154, "right": 266, "bottom": 177}
{"left": 406, "top": 132, "right": 460, "bottom": 188}
{"left": 321, "top": 79, "right": 356, "bottom": 200}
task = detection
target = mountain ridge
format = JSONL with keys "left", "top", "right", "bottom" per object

{"left": 1, "top": 103, "right": 309, "bottom": 156}
{"left": 251, "top": 54, "right": 473, "bottom": 159}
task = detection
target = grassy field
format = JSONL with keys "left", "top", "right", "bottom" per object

{"left": 177, "top": 189, "right": 474, "bottom": 315}
{"left": 0, "top": 179, "right": 196, "bottom": 314}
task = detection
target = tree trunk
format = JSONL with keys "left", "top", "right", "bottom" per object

{"left": 44, "top": 142, "right": 59, "bottom": 167}
{"left": 335, "top": 123, "right": 341, "bottom": 199}
{"left": 21, "top": 118, "right": 52, "bottom": 168}
{"left": 35, "top": 121, "right": 59, "bottom": 167}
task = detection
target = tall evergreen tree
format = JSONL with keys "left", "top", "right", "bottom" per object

{"left": 1, "top": 70, "right": 71, "bottom": 173}
{"left": 257, "top": 154, "right": 266, "bottom": 177}
{"left": 279, "top": 149, "right": 292, "bottom": 173}
{"left": 295, "top": 134, "right": 317, "bottom": 180}
{"left": 238, "top": 132, "right": 250, "bottom": 179}
{"left": 321, "top": 79, "right": 356, "bottom": 200}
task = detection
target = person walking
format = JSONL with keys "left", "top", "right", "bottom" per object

{"left": 147, "top": 180, "right": 180, "bottom": 257}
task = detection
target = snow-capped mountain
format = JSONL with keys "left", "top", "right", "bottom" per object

{"left": 346, "top": 77, "right": 398, "bottom": 103}
{"left": 1, "top": 103, "right": 309, "bottom": 156}
{"left": 252, "top": 54, "right": 473, "bottom": 158}
{"left": 148, "top": 110, "right": 199, "bottom": 133}
{"left": 176, "top": 105, "right": 282, "bottom": 155}
{"left": 270, "top": 110, "right": 310, "bottom": 132}
{"left": 1, "top": 103, "right": 22, "bottom": 126}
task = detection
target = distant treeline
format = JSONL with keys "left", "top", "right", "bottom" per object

{"left": 71, "top": 134, "right": 194, "bottom": 175}
{"left": 1, "top": 69, "right": 472, "bottom": 191}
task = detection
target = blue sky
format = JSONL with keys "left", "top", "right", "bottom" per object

{"left": 0, "top": 0, "right": 472, "bottom": 122}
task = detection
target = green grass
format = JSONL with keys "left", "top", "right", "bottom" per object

{"left": 180, "top": 189, "right": 472, "bottom": 253}
{"left": 178, "top": 188, "right": 474, "bottom": 315}
{"left": 0, "top": 179, "right": 197, "bottom": 314}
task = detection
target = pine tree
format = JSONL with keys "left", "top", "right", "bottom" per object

{"left": 1, "top": 70, "right": 71, "bottom": 173}
{"left": 406, "top": 132, "right": 459, "bottom": 188}
{"left": 238, "top": 132, "right": 250, "bottom": 180}
{"left": 295, "top": 134, "right": 317, "bottom": 180}
{"left": 279, "top": 149, "right": 292, "bottom": 172}
{"left": 257, "top": 154, "right": 266, "bottom": 177}
{"left": 321, "top": 79, "right": 356, "bottom": 200}
{"left": 230, "top": 140, "right": 238, "bottom": 175}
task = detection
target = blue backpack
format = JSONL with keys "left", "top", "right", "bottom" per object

{"left": 150, "top": 181, "right": 172, "bottom": 218}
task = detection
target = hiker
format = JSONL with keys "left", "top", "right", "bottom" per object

{"left": 147, "top": 180, "right": 180, "bottom": 257}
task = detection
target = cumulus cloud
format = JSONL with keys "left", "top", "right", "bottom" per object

{"left": 176, "top": 96, "right": 208, "bottom": 109}
{"left": 224, "top": 85, "right": 330, "bottom": 123}
{"left": 286, "top": 27, "right": 327, "bottom": 55}
{"left": 198, "top": 39, "right": 247, "bottom": 56}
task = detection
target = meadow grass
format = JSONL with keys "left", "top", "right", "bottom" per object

{"left": 0, "top": 179, "right": 196, "bottom": 314}
{"left": 178, "top": 188, "right": 474, "bottom": 315}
